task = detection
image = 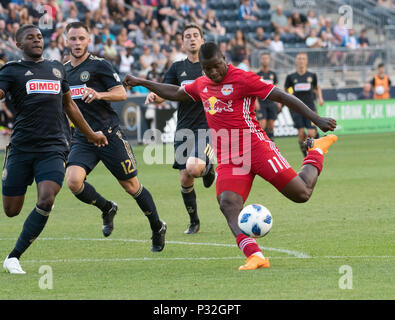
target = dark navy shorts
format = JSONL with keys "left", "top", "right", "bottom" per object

{"left": 67, "top": 127, "right": 138, "bottom": 181}
{"left": 2, "top": 145, "right": 67, "bottom": 196}
{"left": 256, "top": 101, "right": 278, "bottom": 121}
{"left": 173, "top": 129, "right": 214, "bottom": 170}
{"left": 290, "top": 106, "right": 317, "bottom": 129}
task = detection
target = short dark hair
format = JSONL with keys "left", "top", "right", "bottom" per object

{"left": 66, "top": 21, "right": 90, "bottom": 33}
{"left": 199, "top": 42, "right": 222, "bottom": 61}
{"left": 182, "top": 23, "right": 204, "bottom": 39}
{"left": 378, "top": 63, "right": 385, "bottom": 68}
{"left": 15, "top": 24, "right": 39, "bottom": 42}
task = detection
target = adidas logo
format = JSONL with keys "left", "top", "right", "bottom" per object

{"left": 180, "top": 71, "right": 187, "bottom": 77}
{"left": 203, "top": 87, "right": 208, "bottom": 93}
{"left": 25, "top": 70, "right": 33, "bottom": 76}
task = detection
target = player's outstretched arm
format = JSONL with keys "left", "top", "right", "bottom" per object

{"left": 63, "top": 91, "right": 108, "bottom": 147}
{"left": 268, "top": 87, "right": 336, "bottom": 132}
{"left": 122, "top": 74, "right": 191, "bottom": 102}
{"left": 81, "top": 85, "right": 127, "bottom": 104}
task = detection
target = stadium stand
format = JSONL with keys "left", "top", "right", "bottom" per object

{"left": 0, "top": 0, "right": 394, "bottom": 91}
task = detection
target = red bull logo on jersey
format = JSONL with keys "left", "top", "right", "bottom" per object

{"left": 70, "top": 84, "right": 87, "bottom": 99}
{"left": 221, "top": 84, "right": 233, "bottom": 96}
{"left": 203, "top": 96, "right": 233, "bottom": 115}
{"left": 26, "top": 79, "right": 61, "bottom": 95}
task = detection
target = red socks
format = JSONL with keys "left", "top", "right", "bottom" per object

{"left": 302, "top": 150, "right": 324, "bottom": 175}
{"left": 236, "top": 234, "right": 262, "bottom": 258}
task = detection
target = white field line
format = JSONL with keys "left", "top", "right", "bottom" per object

{"left": 20, "top": 255, "right": 395, "bottom": 264}
{"left": 35, "top": 237, "right": 312, "bottom": 258}
{"left": 1, "top": 237, "right": 394, "bottom": 262}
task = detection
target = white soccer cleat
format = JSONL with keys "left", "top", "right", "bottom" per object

{"left": 3, "top": 256, "right": 26, "bottom": 274}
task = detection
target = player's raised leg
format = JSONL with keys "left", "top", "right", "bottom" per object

{"left": 281, "top": 134, "right": 338, "bottom": 203}
{"left": 118, "top": 176, "right": 166, "bottom": 252}
{"left": 66, "top": 165, "right": 118, "bottom": 237}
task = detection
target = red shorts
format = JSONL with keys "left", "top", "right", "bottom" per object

{"left": 215, "top": 139, "right": 297, "bottom": 202}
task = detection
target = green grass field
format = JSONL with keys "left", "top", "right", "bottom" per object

{"left": 0, "top": 132, "right": 394, "bottom": 300}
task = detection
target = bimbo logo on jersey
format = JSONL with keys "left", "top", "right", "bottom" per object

{"left": 26, "top": 79, "right": 61, "bottom": 95}
{"left": 70, "top": 84, "right": 87, "bottom": 99}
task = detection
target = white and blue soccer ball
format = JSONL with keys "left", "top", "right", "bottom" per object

{"left": 238, "top": 204, "right": 273, "bottom": 238}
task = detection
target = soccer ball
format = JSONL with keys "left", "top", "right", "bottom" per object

{"left": 238, "top": 204, "right": 273, "bottom": 238}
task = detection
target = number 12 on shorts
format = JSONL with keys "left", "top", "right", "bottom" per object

{"left": 121, "top": 159, "right": 135, "bottom": 175}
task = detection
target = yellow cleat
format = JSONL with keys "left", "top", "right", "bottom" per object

{"left": 306, "top": 134, "right": 338, "bottom": 154}
{"left": 238, "top": 255, "right": 270, "bottom": 270}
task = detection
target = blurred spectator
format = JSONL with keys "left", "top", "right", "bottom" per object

{"left": 343, "top": 28, "right": 359, "bottom": 49}
{"left": 196, "top": 0, "right": 208, "bottom": 24}
{"left": 151, "top": 42, "right": 167, "bottom": 72}
{"left": 238, "top": 0, "right": 258, "bottom": 21}
{"left": 172, "top": 32, "right": 187, "bottom": 61}
{"left": 117, "top": 27, "right": 129, "bottom": 46}
{"left": 146, "top": 61, "right": 163, "bottom": 82}
{"left": 204, "top": 9, "right": 225, "bottom": 36}
{"left": 305, "top": 28, "right": 322, "bottom": 48}
{"left": 83, "top": 0, "right": 101, "bottom": 12}
{"left": 147, "top": 18, "right": 164, "bottom": 44}
{"left": 228, "top": 29, "right": 250, "bottom": 66}
{"left": 119, "top": 44, "right": 135, "bottom": 76}
{"left": 251, "top": 26, "right": 270, "bottom": 49}
{"left": 289, "top": 11, "right": 308, "bottom": 40}
{"left": 65, "top": 5, "right": 79, "bottom": 24}
{"left": 157, "top": 0, "right": 180, "bottom": 37}
{"left": 319, "top": 17, "right": 334, "bottom": 36}
{"left": 103, "top": 38, "right": 118, "bottom": 63}
{"left": 271, "top": 5, "right": 290, "bottom": 34}
{"left": 160, "top": 33, "right": 174, "bottom": 58}
{"left": 358, "top": 29, "right": 370, "bottom": 47}
{"left": 370, "top": 63, "right": 391, "bottom": 99}
{"left": 107, "top": 0, "right": 125, "bottom": 23}
{"left": 56, "top": 34, "right": 66, "bottom": 57}
{"left": 129, "top": 0, "right": 154, "bottom": 22}
{"left": 269, "top": 32, "right": 284, "bottom": 52}
{"left": 43, "top": 39, "right": 62, "bottom": 61}
{"left": 219, "top": 41, "right": 232, "bottom": 63}
{"left": 83, "top": 10, "right": 95, "bottom": 29}
{"left": 333, "top": 16, "right": 349, "bottom": 46}
{"left": 307, "top": 9, "right": 319, "bottom": 29}
{"left": 135, "top": 20, "right": 150, "bottom": 47}
{"left": 124, "top": 9, "right": 141, "bottom": 34}
{"left": 139, "top": 45, "right": 155, "bottom": 75}
{"left": 358, "top": 83, "right": 373, "bottom": 100}
{"left": 101, "top": 26, "right": 116, "bottom": 43}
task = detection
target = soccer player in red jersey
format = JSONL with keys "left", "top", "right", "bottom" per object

{"left": 123, "top": 42, "right": 338, "bottom": 270}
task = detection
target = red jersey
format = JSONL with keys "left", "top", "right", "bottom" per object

{"left": 184, "top": 64, "right": 275, "bottom": 164}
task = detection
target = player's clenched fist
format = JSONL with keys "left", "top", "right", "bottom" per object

{"left": 88, "top": 131, "right": 108, "bottom": 147}
{"left": 315, "top": 117, "right": 337, "bottom": 132}
{"left": 122, "top": 74, "right": 140, "bottom": 88}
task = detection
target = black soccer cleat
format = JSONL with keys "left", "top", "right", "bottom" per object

{"left": 202, "top": 163, "right": 215, "bottom": 188}
{"left": 101, "top": 201, "right": 118, "bottom": 237}
{"left": 151, "top": 220, "right": 167, "bottom": 252}
{"left": 184, "top": 222, "right": 200, "bottom": 234}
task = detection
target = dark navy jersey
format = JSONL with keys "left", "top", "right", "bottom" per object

{"left": 64, "top": 54, "right": 122, "bottom": 141}
{"left": 0, "top": 59, "right": 70, "bottom": 153}
{"left": 163, "top": 58, "right": 209, "bottom": 131}
{"left": 284, "top": 71, "right": 318, "bottom": 109}
{"left": 257, "top": 70, "right": 278, "bottom": 108}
